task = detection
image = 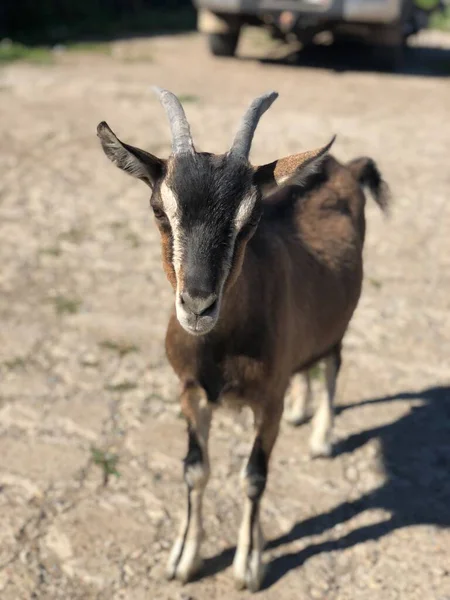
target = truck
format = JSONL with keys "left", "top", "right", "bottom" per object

{"left": 193, "top": 0, "right": 443, "bottom": 69}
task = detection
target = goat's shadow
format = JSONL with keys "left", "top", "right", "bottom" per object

{"left": 199, "top": 385, "right": 450, "bottom": 588}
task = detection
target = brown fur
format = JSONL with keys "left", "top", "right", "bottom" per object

{"left": 165, "top": 155, "right": 386, "bottom": 411}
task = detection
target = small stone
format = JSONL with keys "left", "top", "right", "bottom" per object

{"left": 52, "top": 44, "right": 66, "bottom": 54}
{"left": 345, "top": 466, "right": 358, "bottom": 482}
{"left": 80, "top": 353, "right": 99, "bottom": 367}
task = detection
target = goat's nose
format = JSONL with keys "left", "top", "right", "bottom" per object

{"left": 179, "top": 290, "right": 218, "bottom": 317}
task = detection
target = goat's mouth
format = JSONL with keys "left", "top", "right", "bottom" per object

{"left": 175, "top": 295, "right": 220, "bottom": 336}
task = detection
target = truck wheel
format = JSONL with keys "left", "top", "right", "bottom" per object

{"left": 208, "top": 32, "right": 240, "bottom": 57}
{"left": 376, "top": 42, "right": 406, "bottom": 72}
{"left": 370, "top": 24, "right": 406, "bottom": 72}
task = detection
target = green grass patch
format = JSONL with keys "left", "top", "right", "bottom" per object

{"left": 91, "top": 446, "right": 120, "bottom": 486}
{"left": 99, "top": 340, "right": 139, "bottom": 357}
{"left": 4, "top": 356, "right": 28, "bottom": 370}
{"left": 0, "top": 41, "right": 53, "bottom": 64}
{"left": 369, "top": 278, "right": 382, "bottom": 289}
{"left": 105, "top": 381, "right": 137, "bottom": 392}
{"left": 124, "top": 231, "right": 141, "bottom": 248}
{"left": 66, "top": 41, "right": 111, "bottom": 54}
{"left": 59, "top": 227, "right": 85, "bottom": 244}
{"left": 39, "top": 245, "right": 62, "bottom": 257}
{"left": 429, "top": 6, "right": 450, "bottom": 30}
{"left": 52, "top": 295, "right": 81, "bottom": 315}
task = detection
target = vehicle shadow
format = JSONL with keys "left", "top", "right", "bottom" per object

{"left": 200, "top": 385, "right": 450, "bottom": 588}
{"left": 1, "top": 5, "right": 197, "bottom": 46}
{"left": 242, "top": 41, "right": 450, "bottom": 78}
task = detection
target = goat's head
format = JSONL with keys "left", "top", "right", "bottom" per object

{"left": 97, "top": 88, "right": 334, "bottom": 336}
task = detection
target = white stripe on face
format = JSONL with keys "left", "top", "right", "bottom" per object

{"left": 160, "top": 181, "right": 183, "bottom": 283}
{"left": 215, "top": 190, "right": 257, "bottom": 294}
{"left": 159, "top": 182, "right": 256, "bottom": 305}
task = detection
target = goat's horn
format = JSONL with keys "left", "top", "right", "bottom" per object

{"left": 230, "top": 91, "right": 279, "bottom": 159}
{"left": 152, "top": 86, "right": 194, "bottom": 155}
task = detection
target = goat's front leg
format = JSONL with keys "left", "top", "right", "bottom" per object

{"left": 233, "top": 403, "right": 282, "bottom": 592}
{"left": 166, "top": 384, "right": 212, "bottom": 583}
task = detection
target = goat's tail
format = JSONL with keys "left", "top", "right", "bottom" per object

{"left": 347, "top": 157, "right": 391, "bottom": 214}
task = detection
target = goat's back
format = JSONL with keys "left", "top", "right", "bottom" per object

{"left": 262, "top": 155, "right": 387, "bottom": 376}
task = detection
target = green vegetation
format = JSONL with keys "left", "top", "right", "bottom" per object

{"left": 104, "top": 381, "right": 138, "bottom": 392}
{"left": 369, "top": 278, "right": 382, "bottom": 289}
{"left": 4, "top": 356, "right": 28, "bottom": 370}
{"left": 91, "top": 446, "right": 120, "bottom": 486}
{"left": 99, "top": 340, "right": 139, "bottom": 357}
{"left": 59, "top": 227, "right": 86, "bottom": 244}
{"left": 124, "top": 231, "right": 141, "bottom": 248}
{"left": 52, "top": 295, "right": 81, "bottom": 315}
{"left": 0, "top": 41, "right": 53, "bottom": 64}
{"left": 66, "top": 41, "right": 111, "bottom": 54}
{"left": 430, "top": 6, "right": 450, "bottom": 30}
{"left": 39, "top": 245, "right": 62, "bottom": 257}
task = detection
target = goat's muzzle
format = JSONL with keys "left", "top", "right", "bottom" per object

{"left": 175, "top": 290, "right": 220, "bottom": 336}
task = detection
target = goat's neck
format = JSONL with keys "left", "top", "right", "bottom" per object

{"left": 214, "top": 248, "right": 259, "bottom": 340}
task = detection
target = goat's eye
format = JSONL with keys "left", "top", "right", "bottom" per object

{"left": 153, "top": 207, "right": 166, "bottom": 220}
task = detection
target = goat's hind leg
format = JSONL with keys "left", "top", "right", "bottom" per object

{"left": 233, "top": 402, "right": 282, "bottom": 592}
{"left": 166, "top": 384, "right": 212, "bottom": 583}
{"left": 309, "top": 343, "right": 342, "bottom": 458}
{"left": 284, "top": 370, "right": 313, "bottom": 426}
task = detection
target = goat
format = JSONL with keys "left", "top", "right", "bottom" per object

{"left": 97, "top": 88, "right": 389, "bottom": 592}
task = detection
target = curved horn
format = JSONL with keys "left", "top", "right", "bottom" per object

{"left": 152, "top": 86, "right": 194, "bottom": 155}
{"left": 230, "top": 91, "right": 279, "bottom": 159}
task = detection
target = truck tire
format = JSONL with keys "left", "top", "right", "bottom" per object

{"left": 208, "top": 32, "right": 240, "bottom": 57}
{"left": 374, "top": 39, "right": 406, "bottom": 72}
{"left": 370, "top": 24, "right": 406, "bottom": 72}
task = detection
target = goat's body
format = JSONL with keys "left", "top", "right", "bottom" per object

{"left": 166, "top": 156, "right": 367, "bottom": 409}
{"left": 97, "top": 90, "right": 389, "bottom": 591}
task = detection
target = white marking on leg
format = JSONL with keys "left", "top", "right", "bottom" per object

{"left": 284, "top": 371, "right": 313, "bottom": 426}
{"left": 171, "top": 488, "right": 205, "bottom": 582}
{"left": 166, "top": 389, "right": 212, "bottom": 582}
{"left": 233, "top": 498, "right": 265, "bottom": 591}
{"left": 166, "top": 509, "right": 189, "bottom": 579}
{"left": 233, "top": 453, "right": 267, "bottom": 592}
{"left": 310, "top": 355, "right": 337, "bottom": 458}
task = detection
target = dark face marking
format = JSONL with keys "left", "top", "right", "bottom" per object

{"left": 162, "top": 152, "right": 261, "bottom": 336}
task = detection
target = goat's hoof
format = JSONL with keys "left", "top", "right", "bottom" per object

{"left": 234, "top": 552, "right": 266, "bottom": 592}
{"left": 309, "top": 440, "right": 332, "bottom": 459}
{"left": 166, "top": 556, "right": 203, "bottom": 584}
{"left": 166, "top": 540, "right": 203, "bottom": 583}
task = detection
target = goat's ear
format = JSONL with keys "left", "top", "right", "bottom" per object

{"left": 97, "top": 121, "right": 165, "bottom": 188}
{"left": 254, "top": 136, "right": 336, "bottom": 197}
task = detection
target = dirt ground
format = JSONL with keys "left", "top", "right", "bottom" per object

{"left": 0, "top": 28, "right": 449, "bottom": 600}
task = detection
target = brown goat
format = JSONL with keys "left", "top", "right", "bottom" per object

{"left": 97, "top": 88, "right": 389, "bottom": 592}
